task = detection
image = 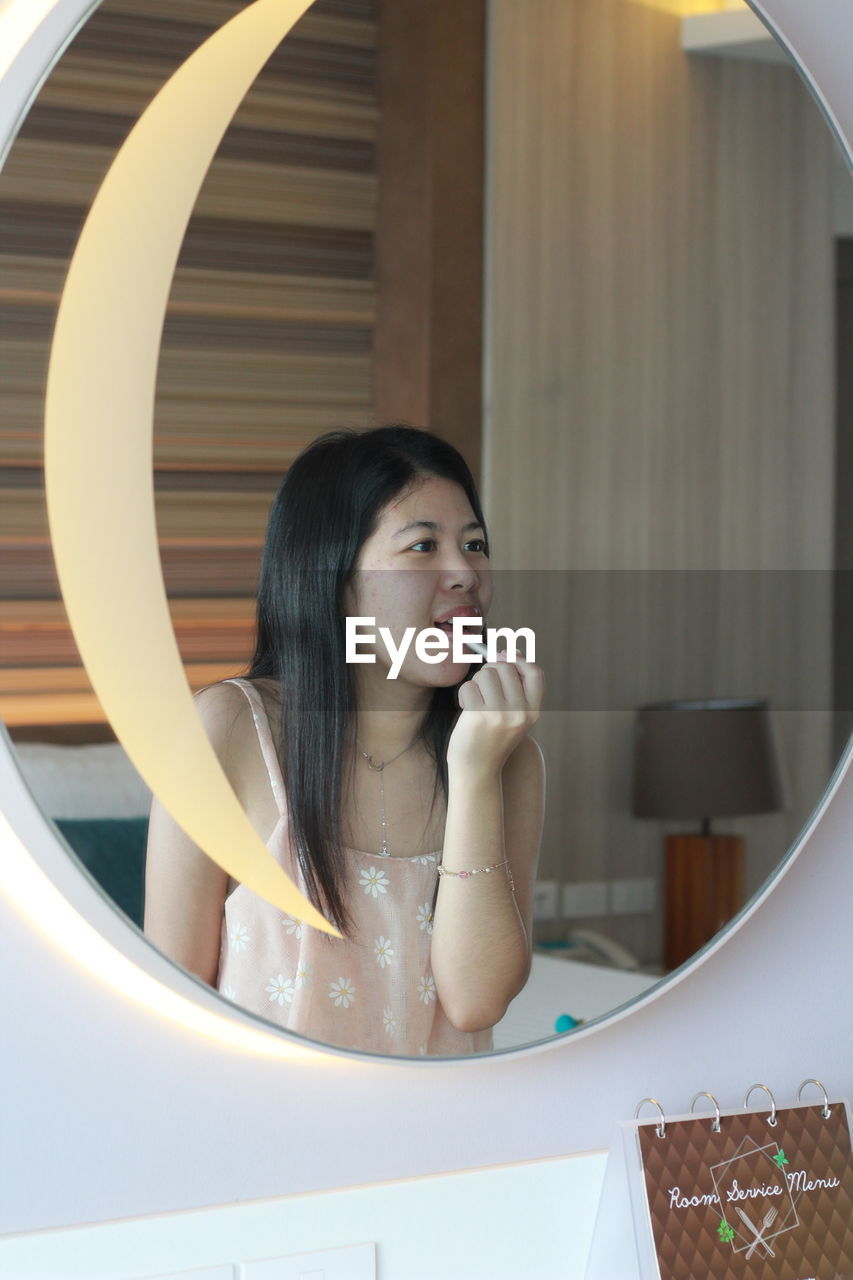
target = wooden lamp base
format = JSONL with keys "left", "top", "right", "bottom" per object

{"left": 663, "top": 834, "right": 745, "bottom": 971}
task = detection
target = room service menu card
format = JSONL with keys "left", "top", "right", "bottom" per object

{"left": 635, "top": 1101, "right": 853, "bottom": 1280}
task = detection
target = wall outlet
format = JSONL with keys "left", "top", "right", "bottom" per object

{"left": 533, "top": 879, "right": 560, "bottom": 920}
{"left": 561, "top": 880, "right": 608, "bottom": 918}
{"left": 610, "top": 877, "right": 657, "bottom": 915}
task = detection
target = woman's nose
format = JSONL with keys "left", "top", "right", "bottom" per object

{"left": 438, "top": 550, "right": 481, "bottom": 591}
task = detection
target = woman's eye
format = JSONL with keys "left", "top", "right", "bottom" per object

{"left": 409, "top": 539, "right": 488, "bottom": 554}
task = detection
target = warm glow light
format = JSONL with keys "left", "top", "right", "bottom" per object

{"left": 0, "top": 8, "right": 351, "bottom": 1066}
{"left": 0, "top": 0, "right": 63, "bottom": 81}
{"left": 625, "top": 0, "right": 734, "bottom": 14}
{"left": 0, "top": 809, "right": 335, "bottom": 1063}
{"left": 43, "top": 0, "right": 340, "bottom": 938}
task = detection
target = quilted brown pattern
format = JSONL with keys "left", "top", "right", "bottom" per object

{"left": 636, "top": 1102, "right": 853, "bottom": 1280}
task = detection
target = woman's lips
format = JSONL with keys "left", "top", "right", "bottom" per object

{"left": 433, "top": 606, "right": 481, "bottom": 626}
{"left": 433, "top": 609, "right": 483, "bottom": 655}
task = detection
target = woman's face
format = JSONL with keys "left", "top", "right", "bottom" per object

{"left": 343, "top": 475, "right": 494, "bottom": 689}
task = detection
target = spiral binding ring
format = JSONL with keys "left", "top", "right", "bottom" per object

{"left": 744, "top": 1082, "right": 778, "bottom": 1126}
{"left": 635, "top": 1097, "right": 666, "bottom": 1138}
{"left": 690, "top": 1091, "right": 722, "bottom": 1133}
{"left": 796, "top": 1078, "right": 831, "bottom": 1119}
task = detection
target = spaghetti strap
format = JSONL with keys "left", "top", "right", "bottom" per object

{"left": 222, "top": 677, "right": 287, "bottom": 817}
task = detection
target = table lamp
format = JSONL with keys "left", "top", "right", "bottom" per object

{"left": 633, "top": 698, "right": 787, "bottom": 970}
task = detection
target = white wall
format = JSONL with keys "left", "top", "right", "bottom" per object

{"left": 0, "top": 1150, "right": 610, "bottom": 1279}
{"left": 0, "top": 0, "right": 851, "bottom": 1267}
{"left": 1, "top": 727, "right": 851, "bottom": 1242}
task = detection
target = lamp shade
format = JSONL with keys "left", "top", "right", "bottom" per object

{"left": 632, "top": 698, "right": 788, "bottom": 821}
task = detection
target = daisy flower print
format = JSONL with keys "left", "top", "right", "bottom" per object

{"left": 266, "top": 974, "right": 295, "bottom": 1006}
{"left": 229, "top": 922, "right": 250, "bottom": 952}
{"left": 374, "top": 936, "right": 394, "bottom": 967}
{"left": 416, "top": 902, "right": 434, "bottom": 933}
{"left": 359, "top": 866, "right": 390, "bottom": 898}
{"left": 417, "top": 974, "right": 437, "bottom": 1004}
{"left": 329, "top": 977, "right": 356, "bottom": 1009}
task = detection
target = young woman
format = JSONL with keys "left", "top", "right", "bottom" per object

{"left": 144, "top": 425, "right": 545, "bottom": 1056}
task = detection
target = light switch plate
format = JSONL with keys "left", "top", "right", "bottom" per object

{"left": 240, "top": 1242, "right": 375, "bottom": 1280}
{"left": 561, "top": 880, "right": 608, "bottom": 918}
{"left": 609, "top": 876, "right": 657, "bottom": 914}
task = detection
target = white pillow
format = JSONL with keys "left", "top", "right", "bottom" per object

{"left": 13, "top": 742, "right": 152, "bottom": 819}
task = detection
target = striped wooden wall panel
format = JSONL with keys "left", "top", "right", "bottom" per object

{"left": 0, "top": 664, "right": 242, "bottom": 728}
{"left": 0, "top": 0, "right": 378, "bottom": 726}
{"left": 1, "top": 144, "right": 375, "bottom": 225}
{"left": 0, "top": 599, "right": 255, "bottom": 666}
{"left": 483, "top": 0, "right": 838, "bottom": 965}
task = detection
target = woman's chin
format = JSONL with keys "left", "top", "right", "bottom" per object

{"left": 369, "top": 658, "right": 477, "bottom": 690}
{"left": 415, "top": 660, "right": 476, "bottom": 687}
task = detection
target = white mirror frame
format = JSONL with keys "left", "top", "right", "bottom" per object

{"left": 0, "top": 0, "right": 851, "bottom": 1227}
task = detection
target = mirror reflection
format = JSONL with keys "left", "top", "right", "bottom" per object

{"left": 1, "top": 0, "right": 850, "bottom": 1057}
{"left": 146, "top": 433, "right": 545, "bottom": 1056}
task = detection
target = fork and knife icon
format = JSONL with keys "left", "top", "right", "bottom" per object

{"left": 736, "top": 1205, "right": 778, "bottom": 1258}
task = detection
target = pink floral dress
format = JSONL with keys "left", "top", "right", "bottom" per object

{"left": 215, "top": 678, "right": 494, "bottom": 1056}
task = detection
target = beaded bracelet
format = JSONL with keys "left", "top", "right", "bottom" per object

{"left": 437, "top": 859, "right": 515, "bottom": 891}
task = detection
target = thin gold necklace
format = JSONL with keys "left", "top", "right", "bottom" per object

{"left": 356, "top": 735, "right": 419, "bottom": 857}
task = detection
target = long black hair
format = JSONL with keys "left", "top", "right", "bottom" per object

{"left": 247, "top": 425, "right": 490, "bottom": 938}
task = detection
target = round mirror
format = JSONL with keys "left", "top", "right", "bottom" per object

{"left": 1, "top": 0, "right": 850, "bottom": 1060}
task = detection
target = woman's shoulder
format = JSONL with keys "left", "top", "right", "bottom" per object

{"left": 189, "top": 681, "right": 246, "bottom": 762}
{"left": 193, "top": 676, "right": 248, "bottom": 716}
{"left": 194, "top": 677, "right": 282, "bottom": 741}
{"left": 192, "top": 679, "right": 283, "bottom": 802}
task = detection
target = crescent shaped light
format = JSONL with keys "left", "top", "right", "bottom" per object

{"left": 43, "top": 0, "right": 340, "bottom": 938}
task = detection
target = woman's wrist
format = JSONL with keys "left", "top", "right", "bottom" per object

{"left": 440, "top": 764, "right": 504, "bottom": 872}
{"left": 446, "top": 754, "right": 504, "bottom": 788}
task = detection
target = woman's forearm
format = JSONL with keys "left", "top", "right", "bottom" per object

{"left": 430, "top": 762, "right": 530, "bottom": 1032}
